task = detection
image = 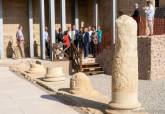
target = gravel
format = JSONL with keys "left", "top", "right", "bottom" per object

{"left": 89, "top": 74, "right": 165, "bottom": 114}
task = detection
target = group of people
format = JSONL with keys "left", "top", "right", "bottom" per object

{"left": 132, "top": 0, "right": 155, "bottom": 36}
{"left": 17, "top": 1, "right": 155, "bottom": 59}
{"left": 15, "top": 24, "right": 103, "bottom": 59}
{"left": 54, "top": 25, "right": 103, "bottom": 58}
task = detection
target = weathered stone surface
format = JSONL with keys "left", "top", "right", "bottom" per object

{"left": 138, "top": 35, "right": 165, "bottom": 80}
{"left": 106, "top": 109, "right": 148, "bottom": 114}
{"left": 68, "top": 72, "right": 110, "bottom": 114}
{"left": 27, "top": 63, "right": 46, "bottom": 75}
{"left": 43, "top": 67, "right": 66, "bottom": 82}
{"left": 70, "top": 72, "right": 96, "bottom": 95}
{"left": 108, "top": 15, "right": 140, "bottom": 110}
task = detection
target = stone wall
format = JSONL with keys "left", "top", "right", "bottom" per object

{"left": 150, "top": 35, "right": 165, "bottom": 80}
{"left": 3, "top": 0, "right": 29, "bottom": 57}
{"left": 97, "top": 35, "right": 165, "bottom": 80}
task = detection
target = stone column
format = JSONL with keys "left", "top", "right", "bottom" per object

{"left": 106, "top": 15, "right": 145, "bottom": 114}
{"left": 75, "top": 0, "right": 79, "bottom": 30}
{"left": 93, "top": 0, "right": 98, "bottom": 29}
{"left": 39, "top": 0, "right": 46, "bottom": 59}
{"left": 0, "top": 0, "right": 4, "bottom": 59}
{"left": 49, "top": 0, "right": 55, "bottom": 61}
{"left": 29, "top": 0, "right": 34, "bottom": 58}
{"left": 61, "top": 0, "right": 66, "bottom": 32}
{"left": 112, "top": 0, "right": 117, "bottom": 44}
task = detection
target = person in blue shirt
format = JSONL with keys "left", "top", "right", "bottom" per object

{"left": 97, "top": 26, "right": 103, "bottom": 54}
{"left": 83, "top": 27, "right": 89, "bottom": 58}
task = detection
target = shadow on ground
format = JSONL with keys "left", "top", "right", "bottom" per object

{"left": 41, "top": 93, "right": 109, "bottom": 114}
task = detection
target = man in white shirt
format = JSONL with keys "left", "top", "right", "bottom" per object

{"left": 144, "top": 0, "right": 155, "bottom": 36}
{"left": 16, "top": 25, "right": 25, "bottom": 58}
{"left": 44, "top": 26, "right": 50, "bottom": 57}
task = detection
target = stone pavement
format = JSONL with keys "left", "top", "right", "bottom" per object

{"left": 0, "top": 67, "right": 80, "bottom": 114}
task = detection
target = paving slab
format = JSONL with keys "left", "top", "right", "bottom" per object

{"left": 0, "top": 67, "right": 80, "bottom": 114}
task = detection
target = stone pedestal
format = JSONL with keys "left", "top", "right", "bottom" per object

{"left": 28, "top": 63, "right": 46, "bottom": 75}
{"left": 106, "top": 15, "right": 147, "bottom": 114}
{"left": 43, "top": 67, "right": 66, "bottom": 82}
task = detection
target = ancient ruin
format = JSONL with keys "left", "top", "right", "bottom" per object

{"left": 70, "top": 72, "right": 97, "bottom": 95}
{"left": 27, "top": 61, "right": 46, "bottom": 75}
{"left": 106, "top": 15, "right": 147, "bottom": 114}
{"left": 43, "top": 67, "right": 66, "bottom": 82}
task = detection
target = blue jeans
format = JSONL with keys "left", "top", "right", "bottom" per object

{"left": 84, "top": 43, "right": 89, "bottom": 58}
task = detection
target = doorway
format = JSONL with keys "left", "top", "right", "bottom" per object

{"left": 155, "top": 0, "right": 159, "bottom": 7}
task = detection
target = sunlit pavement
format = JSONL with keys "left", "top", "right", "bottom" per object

{"left": 0, "top": 67, "right": 80, "bottom": 114}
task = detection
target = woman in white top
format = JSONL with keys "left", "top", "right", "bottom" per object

{"left": 144, "top": 0, "right": 155, "bottom": 36}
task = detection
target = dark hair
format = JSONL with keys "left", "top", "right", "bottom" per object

{"left": 147, "top": 1, "right": 152, "bottom": 5}
{"left": 92, "top": 26, "right": 96, "bottom": 31}
{"left": 119, "top": 11, "right": 124, "bottom": 16}
{"left": 64, "top": 30, "right": 68, "bottom": 35}
{"left": 59, "top": 28, "right": 62, "bottom": 32}
{"left": 45, "top": 26, "right": 48, "bottom": 31}
{"left": 18, "top": 25, "right": 22, "bottom": 29}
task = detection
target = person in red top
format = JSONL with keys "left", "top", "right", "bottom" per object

{"left": 63, "top": 30, "right": 70, "bottom": 48}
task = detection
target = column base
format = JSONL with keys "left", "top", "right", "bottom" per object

{"left": 109, "top": 102, "right": 141, "bottom": 110}
{"left": 105, "top": 109, "right": 149, "bottom": 114}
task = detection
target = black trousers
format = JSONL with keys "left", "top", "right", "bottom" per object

{"left": 92, "top": 43, "right": 97, "bottom": 58}
{"left": 45, "top": 42, "right": 50, "bottom": 57}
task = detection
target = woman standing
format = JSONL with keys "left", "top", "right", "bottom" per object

{"left": 63, "top": 30, "right": 70, "bottom": 48}
{"left": 144, "top": 0, "right": 155, "bottom": 36}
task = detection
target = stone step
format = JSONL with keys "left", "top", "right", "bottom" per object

{"left": 82, "top": 66, "right": 102, "bottom": 72}
{"left": 82, "top": 63, "right": 100, "bottom": 68}
{"left": 84, "top": 70, "right": 105, "bottom": 76}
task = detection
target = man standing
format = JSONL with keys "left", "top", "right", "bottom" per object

{"left": 72, "top": 25, "right": 79, "bottom": 47}
{"left": 144, "top": 0, "right": 155, "bottom": 36}
{"left": 16, "top": 25, "right": 25, "bottom": 58}
{"left": 44, "top": 26, "right": 50, "bottom": 57}
{"left": 83, "top": 28, "right": 89, "bottom": 58}
{"left": 132, "top": 3, "right": 141, "bottom": 35}
{"left": 88, "top": 26, "right": 93, "bottom": 55}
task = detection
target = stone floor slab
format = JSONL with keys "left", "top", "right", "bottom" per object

{"left": 0, "top": 67, "right": 80, "bottom": 114}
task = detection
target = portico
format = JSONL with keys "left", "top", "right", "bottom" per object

{"left": 1, "top": 0, "right": 164, "bottom": 59}
{"left": 0, "top": 0, "right": 102, "bottom": 59}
